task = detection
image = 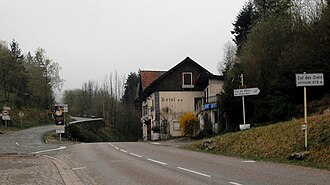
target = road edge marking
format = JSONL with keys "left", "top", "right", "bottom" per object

{"left": 72, "top": 167, "right": 86, "bottom": 171}
{"left": 33, "top": 146, "right": 67, "bottom": 154}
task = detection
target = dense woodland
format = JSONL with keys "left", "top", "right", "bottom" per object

{"left": 218, "top": 0, "right": 330, "bottom": 131}
{"left": 0, "top": 40, "right": 63, "bottom": 126}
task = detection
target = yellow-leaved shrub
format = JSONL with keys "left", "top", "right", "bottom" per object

{"left": 179, "top": 112, "right": 198, "bottom": 136}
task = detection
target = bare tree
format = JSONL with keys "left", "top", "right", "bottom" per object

{"left": 218, "top": 41, "right": 237, "bottom": 75}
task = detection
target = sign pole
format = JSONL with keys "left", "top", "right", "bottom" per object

{"left": 241, "top": 74, "right": 246, "bottom": 126}
{"left": 303, "top": 75, "right": 308, "bottom": 148}
{"left": 296, "top": 72, "right": 324, "bottom": 149}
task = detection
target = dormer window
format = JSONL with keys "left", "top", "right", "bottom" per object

{"left": 182, "top": 72, "right": 194, "bottom": 88}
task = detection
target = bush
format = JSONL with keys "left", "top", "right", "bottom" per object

{"left": 179, "top": 112, "right": 198, "bottom": 136}
{"left": 152, "top": 125, "right": 160, "bottom": 133}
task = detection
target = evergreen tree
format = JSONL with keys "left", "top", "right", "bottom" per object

{"left": 231, "top": 1, "right": 255, "bottom": 54}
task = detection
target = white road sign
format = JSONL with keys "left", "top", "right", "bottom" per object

{"left": 296, "top": 73, "right": 324, "bottom": 87}
{"left": 234, "top": 87, "right": 260, "bottom": 97}
{"left": 63, "top": 104, "right": 68, "bottom": 113}
{"left": 56, "top": 125, "right": 65, "bottom": 133}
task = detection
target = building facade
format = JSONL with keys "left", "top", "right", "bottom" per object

{"left": 137, "top": 57, "right": 224, "bottom": 141}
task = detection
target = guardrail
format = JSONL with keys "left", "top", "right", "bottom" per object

{"left": 69, "top": 118, "right": 103, "bottom": 125}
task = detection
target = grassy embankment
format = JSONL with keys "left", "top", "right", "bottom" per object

{"left": 184, "top": 112, "right": 330, "bottom": 170}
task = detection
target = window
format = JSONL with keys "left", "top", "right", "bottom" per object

{"left": 182, "top": 72, "right": 194, "bottom": 88}
{"left": 173, "top": 121, "right": 180, "bottom": 130}
{"left": 204, "top": 88, "right": 209, "bottom": 103}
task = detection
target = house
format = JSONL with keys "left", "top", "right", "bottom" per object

{"left": 137, "top": 57, "right": 224, "bottom": 141}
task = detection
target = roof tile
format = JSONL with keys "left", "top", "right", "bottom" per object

{"left": 140, "top": 70, "right": 165, "bottom": 91}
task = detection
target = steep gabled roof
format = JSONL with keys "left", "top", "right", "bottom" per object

{"left": 137, "top": 57, "right": 224, "bottom": 101}
{"left": 145, "top": 57, "right": 212, "bottom": 90}
{"left": 139, "top": 70, "right": 165, "bottom": 91}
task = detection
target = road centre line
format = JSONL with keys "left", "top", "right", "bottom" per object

{"left": 120, "top": 149, "right": 128, "bottom": 153}
{"left": 229, "top": 182, "right": 243, "bottom": 185}
{"left": 151, "top": 142, "right": 161, "bottom": 145}
{"left": 147, "top": 158, "right": 168, "bottom": 165}
{"left": 177, "top": 167, "right": 211, "bottom": 178}
{"left": 130, "top": 153, "right": 142, "bottom": 158}
{"left": 114, "top": 146, "right": 119, "bottom": 150}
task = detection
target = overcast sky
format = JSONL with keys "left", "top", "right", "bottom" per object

{"left": 1, "top": 0, "right": 246, "bottom": 91}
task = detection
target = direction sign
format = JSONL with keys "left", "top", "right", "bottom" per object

{"left": 234, "top": 87, "right": 260, "bottom": 97}
{"left": 296, "top": 73, "right": 324, "bottom": 87}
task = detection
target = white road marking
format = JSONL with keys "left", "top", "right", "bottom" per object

{"left": 177, "top": 167, "right": 211, "bottom": 178}
{"left": 229, "top": 182, "right": 243, "bottom": 185}
{"left": 242, "top": 160, "right": 256, "bottom": 163}
{"left": 33, "top": 146, "right": 67, "bottom": 154}
{"left": 151, "top": 142, "right": 161, "bottom": 145}
{"left": 72, "top": 167, "right": 86, "bottom": 170}
{"left": 147, "top": 158, "right": 168, "bottom": 165}
{"left": 114, "top": 146, "right": 119, "bottom": 150}
{"left": 120, "top": 149, "right": 128, "bottom": 153}
{"left": 130, "top": 153, "right": 142, "bottom": 158}
{"left": 108, "top": 143, "right": 114, "bottom": 147}
{"left": 15, "top": 142, "right": 28, "bottom": 147}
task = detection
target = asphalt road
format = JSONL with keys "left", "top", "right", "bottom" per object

{"left": 1, "top": 125, "right": 330, "bottom": 185}
{"left": 58, "top": 142, "right": 330, "bottom": 185}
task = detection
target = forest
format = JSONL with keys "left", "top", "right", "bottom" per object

{"left": 218, "top": 0, "right": 329, "bottom": 131}
{"left": 0, "top": 40, "right": 63, "bottom": 127}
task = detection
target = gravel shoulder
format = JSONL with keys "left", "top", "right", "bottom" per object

{"left": 0, "top": 154, "right": 64, "bottom": 185}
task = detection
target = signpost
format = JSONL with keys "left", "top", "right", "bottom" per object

{"left": 296, "top": 72, "right": 324, "bottom": 148}
{"left": 296, "top": 73, "right": 324, "bottom": 87}
{"left": 2, "top": 107, "right": 11, "bottom": 127}
{"left": 234, "top": 74, "right": 260, "bottom": 130}
{"left": 54, "top": 104, "right": 66, "bottom": 141}
{"left": 54, "top": 104, "right": 68, "bottom": 141}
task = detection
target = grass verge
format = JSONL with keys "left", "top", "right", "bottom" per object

{"left": 183, "top": 113, "right": 330, "bottom": 170}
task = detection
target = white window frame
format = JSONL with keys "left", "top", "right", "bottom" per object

{"left": 182, "top": 72, "right": 194, "bottom": 88}
{"left": 173, "top": 121, "right": 181, "bottom": 130}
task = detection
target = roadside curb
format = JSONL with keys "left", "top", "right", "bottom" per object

{"left": 44, "top": 155, "right": 84, "bottom": 185}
